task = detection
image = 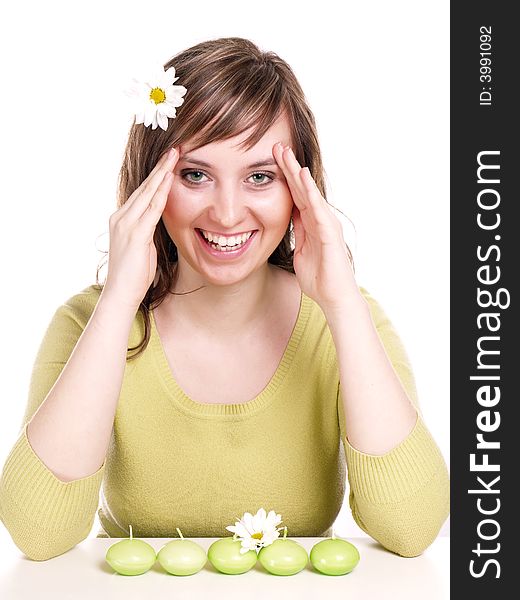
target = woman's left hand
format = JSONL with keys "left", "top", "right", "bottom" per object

{"left": 273, "top": 142, "right": 361, "bottom": 314}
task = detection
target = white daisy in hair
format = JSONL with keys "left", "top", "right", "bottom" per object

{"left": 124, "top": 63, "right": 187, "bottom": 131}
{"left": 226, "top": 508, "right": 284, "bottom": 554}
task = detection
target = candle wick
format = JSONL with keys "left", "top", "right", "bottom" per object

{"left": 176, "top": 527, "right": 184, "bottom": 539}
{"left": 129, "top": 524, "right": 133, "bottom": 540}
{"left": 283, "top": 526, "right": 288, "bottom": 540}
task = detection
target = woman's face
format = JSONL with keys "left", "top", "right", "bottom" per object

{"left": 161, "top": 113, "right": 294, "bottom": 287}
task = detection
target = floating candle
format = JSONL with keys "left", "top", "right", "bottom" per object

{"left": 157, "top": 528, "right": 207, "bottom": 576}
{"left": 258, "top": 527, "right": 308, "bottom": 576}
{"left": 105, "top": 525, "right": 156, "bottom": 576}
{"left": 207, "top": 536, "right": 258, "bottom": 574}
{"left": 310, "top": 531, "right": 360, "bottom": 575}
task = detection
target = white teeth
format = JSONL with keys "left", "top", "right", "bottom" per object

{"left": 200, "top": 229, "right": 253, "bottom": 246}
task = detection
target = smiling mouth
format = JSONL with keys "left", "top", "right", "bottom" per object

{"left": 195, "top": 228, "right": 258, "bottom": 252}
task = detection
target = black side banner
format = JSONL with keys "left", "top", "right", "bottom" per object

{"left": 451, "top": 2, "right": 518, "bottom": 596}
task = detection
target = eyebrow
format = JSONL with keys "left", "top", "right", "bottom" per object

{"left": 180, "top": 154, "right": 278, "bottom": 169}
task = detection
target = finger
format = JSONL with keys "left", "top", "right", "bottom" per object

{"left": 273, "top": 143, "right": 310, "bottom": 211}
{"left": 122, "top": 148, "right": 178, "bottom": 217}
{"left": 284, "top": 149, "right": 331, "bottom": 230}
{"left": 299, "top": 166, "right": 327, "bottom": 208}
{"left": 284, "top": 148, "right": 324, "bottom": 209}
{"left": 138, "top": 170, "right": 173, "bottom": 231}
{"left": 126, "top": 148, "right": 178, "bottom": 215}
{"left": 292, "top": 204, "right": 305, "bottom": 254}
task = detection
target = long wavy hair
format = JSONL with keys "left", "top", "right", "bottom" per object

{"left": 95, "top": 36, "right": 354, "bottom": 361}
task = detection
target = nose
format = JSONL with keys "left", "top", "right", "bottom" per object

{"left": 208, "top": 183, "right": 249, "bottom": 229}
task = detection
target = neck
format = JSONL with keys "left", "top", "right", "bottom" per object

{"left": 162, "top": 261, "right": 280, "bottom": 338}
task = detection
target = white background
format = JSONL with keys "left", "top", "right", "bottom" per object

{"left": 0, "top": 0, "right": 450, "bottom": 557}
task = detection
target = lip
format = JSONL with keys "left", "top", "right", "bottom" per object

{"left": 198, "top": 228, "right": 256, "bottom": 237}
{"left": 195, "top": 228, "right": 257, "bottom": 260}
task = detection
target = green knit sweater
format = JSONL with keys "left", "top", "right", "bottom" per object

{"left": 0, "top": 284, "right": 449, "bottom": 561}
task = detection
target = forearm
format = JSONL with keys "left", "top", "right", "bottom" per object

{"left": 325, "top": 288, "right": 450, "bottom": 557}
{"left": 26, "top": 290, "right": 136, "bottom": 482}
{"left": 325, "top": 292, "right": 418, "bottom": 455}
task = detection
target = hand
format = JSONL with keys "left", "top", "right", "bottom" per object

{"left": 273, "top": 142, "right": 361, "bottom": 314}
{"left": 102, "top": 147, "right": 180, "bottom": 312}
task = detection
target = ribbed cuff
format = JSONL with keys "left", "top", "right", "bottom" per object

{"left": 343, "top": 414, "right": 447, "bottom": 504}
{"left": 0, "top": 422, "right": 105, "bottom": 531}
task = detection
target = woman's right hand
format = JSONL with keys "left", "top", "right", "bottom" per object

{"left": 102, "top": 147, "right": 179, "bottom": 312}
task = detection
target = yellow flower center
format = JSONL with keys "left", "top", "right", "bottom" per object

{"left": 251, "top": 532, "right": 263, "bottom": 540}
{"left": 149, "top": 87, "right": 166, "bottom": 104}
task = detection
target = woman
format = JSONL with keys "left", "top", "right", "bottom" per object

{"left": 0, "top": 37, "right": 449, "bottom": 561}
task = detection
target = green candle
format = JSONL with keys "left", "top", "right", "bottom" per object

{"left": 207, "top": 536, "right": 258, "bottom": 574}
{"left": 105, "top": 525, "right": 156, "bottom": 576}
{"left": 310, "top": 532, "right": 360, "bottom": 575}
{"left": 157, "top": 528, "right": 207, "bottom": 576}
{"left": 258, "top": 527, "right": 308, "bottom": 576}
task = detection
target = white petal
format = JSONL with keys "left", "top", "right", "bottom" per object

{"left": 144, "top": 101, "right": 159, "bottom": 126}
{"left": 174, "top": 84, "right": 187, "bottom": 95}
{"left": 165, "top": 73, "right": 179, "bottom": 88}
{"left": 132, "top": 92, "right": 149, "bottom": 109}
{"left": 143, "top": 71, "right": 161, "bottom": 90}
{"left": 252, "top": 508, "right": 266, "bottom": 531}
{"left": 134, "top": 110, "right": 145, "bottom": 125}
{"left": 123, "top": 87, "right": 139, "bottom": 100}
{"left": 124, "top": 77, "right": 145, "bottom": 96}
{"left": 157, "top": 111, "right": 169, "bottom": 131}
{"left": 150, "top": 109, "right": 159, "bottom": 130}
{"left": 243, "top": 512, "right": 255, "bottom": 533}
{"left": 148, "top": 63, "right": 165, "bottom": 85}
{"left": 262, "top": 530, "right": 280, "bottom": 545}
{"left": 265, "top": 511, "right": 276, "bottom": 527}
{"left": 239, "top": 539, "right": 254, "bottom": 553}
{"left": 162, "top": 66, "right": 178, "bottom": 87}
{"left": 143, "top": 103, "right": 153, "bottom": 126}
{"left": 160, "top": 103, "right": 177, "bottom": 118}
{"left": 166, "top": 85, "right": 187, "bottom": 101}
{"left": 234, "top": 522, "right": 251, "bottom": 539}
{"left": 142, "top": 77, "right": 156, "bottom": 90}
{"left": 265, "top": 510, "right": 282, "bottom": 529}
{"left": 165, "top": 95, "right": 185, "bottom": 109}
{"left": 165, "top": 92, "right": 186, "bottom": 108}
{"left": 225, "top": 525, "right": 237, "bottom": 533}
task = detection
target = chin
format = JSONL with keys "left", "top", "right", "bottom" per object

{"left": 197, "top": 266, "right": 261, "bottom": 288}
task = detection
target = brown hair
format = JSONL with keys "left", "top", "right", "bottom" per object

{"left": 95, "top": 36, "right": 354, "bottom": 361}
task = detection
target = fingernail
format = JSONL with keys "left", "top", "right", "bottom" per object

{"left": 169, "top": 147, "right": 176, "bottom": 157}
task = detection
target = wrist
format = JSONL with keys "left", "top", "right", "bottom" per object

{"left": 99, "top": 285, "right": 141, "bottom": 314}
{"left": 94, "top": 290, "right": 139, "bottom": 330}
{"left": 321, "top": 287, "right": 369, "bottom": 325}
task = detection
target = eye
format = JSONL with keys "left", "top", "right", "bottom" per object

{"left": 182, "top": 170, "right": 207, "bottom": 184}
{"left": 180, "top": 170, "right": 274, "bottom": 187}
{"left": 249, "top": 172, "right": 273, "bottom": 185}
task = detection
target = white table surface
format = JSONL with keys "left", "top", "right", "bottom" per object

{"left": 0, "top": 536, "right": 449, "bottom": 600}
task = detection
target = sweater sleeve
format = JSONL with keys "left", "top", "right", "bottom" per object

{"left": 337, "top": 287, "right": 450, "bottom": 558}
{"left": 0, "top": 286, "right": 106, "bottom": 561}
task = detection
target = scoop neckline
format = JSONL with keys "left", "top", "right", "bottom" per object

{"left": 149, "top": 291, "right": 313, "bottom": 419}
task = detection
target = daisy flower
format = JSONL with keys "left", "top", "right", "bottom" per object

{"left": 124, "top": 63, "right": 187, "bottom": 131}
{"left": 226, "top": 508, "right": 284, "bottom": 554}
